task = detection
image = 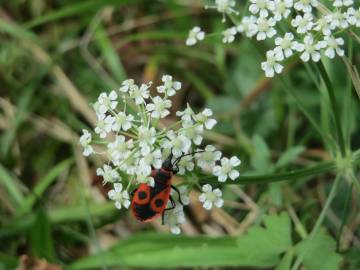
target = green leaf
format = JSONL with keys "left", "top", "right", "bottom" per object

{"left": 295, "top": 228, "right": 342, "bottom": 270}
{"left": 70, "top": 212, "right": 292, "bottom": 269}
{"left": 29, "top": 208, "right": 55, "bottom": 261}
{"left": 276, "top": 146, "right": 305, "bottom": 168}
{"left": 276, "top": 248, "right": 294, "bottom": 270}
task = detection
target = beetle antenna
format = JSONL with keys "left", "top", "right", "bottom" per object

{"left": 172, "top": 150, "right": 205, "bottom": 168}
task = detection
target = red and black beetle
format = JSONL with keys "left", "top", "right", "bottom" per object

{"left": 131, "top": 152, "right": 197, "bottom": 224}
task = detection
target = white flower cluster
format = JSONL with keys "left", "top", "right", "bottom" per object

{"left": 188, "top": 0, "right": 360, "bottom": 77}
{"left": 79, "top": 75, "right": 241, "bottom": 233}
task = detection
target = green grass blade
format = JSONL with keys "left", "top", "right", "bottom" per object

{"left": 0, "top": 164, "right": 25, "bottom": 207}
{"left": 17, "top": 158, "right": 74, "bottom": 215}
{"left": 24, "top": 0, "right": 135, "bottom": 28}
{"left": 95, "top": 23, "right": 127, "bottom": 83}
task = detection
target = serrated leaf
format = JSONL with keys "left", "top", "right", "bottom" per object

{"left": 276, "top": 146, "right": 305, "bottom": 168}
{"left": 295, "top": 228, "right": 342, "bottom": 270}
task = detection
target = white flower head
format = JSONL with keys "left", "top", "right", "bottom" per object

{"left": 146, "top": 96, "right": 172, "bottom": 119}
{"left": 163, "top": 205, "right": 186, "bottom": 234}
{"left": 108, "top": 183, "right": 130, "bottom": 209}
{"left": 206, "top": 0, "right": 239, "bottom": 22}
{"left": 275, "top": 32, "right": 297, "bottom": 58}
{"left": 291, "top": 13, "right": 314, "bottom": 34}
{"left": 186, "top": 26, "right": 205, "bottom": 46}
{"left": 252, "top": 15, "right": 277, "bottom": 41}
{"left": 294, "top": 0, "right": 318, "bottom": 13}
{"left": 237, "top": 16, "right": 257, "bottom": 37}
{"left": 97, "top": 164, "right": 120, "bottom": 184}
{"left": 162, "top": 131, "right": 191, "bottom": 158}
{"left": 96, "top": 91, "right": 118, "bottom": 115}
{"left": 119, "top": 79, "right": 135, "bottom": 93}
{"left": 193, "top": 108, "right": 217, "bottom": 129}
{"left": 295, "top": 34, "right": 324, "bottom": 62}
{"left": 95, "top": 114, "right": 114, "bottom": 138}
{"left": 179, "top": 124, "right": 204, "bottom": 145}
{"left": 222, "top": 27, "right": 237, "bottom": 43}
{"left": 333, "top": 0, "right": 353, "bottom": 8}
{"left": 129, "top": 83, "right": 150, "bottom": 104}
{"left": 139, "top": 149, "right": 163, "bottom": 175}
{"left": 327, "top": 11, "right": 349, "bottom": 29}
{"left": 80, "top": 129, "right": 93, "bottom": 156}
{"left": 199, "top": 184, "right": 224, "bottom": 210}
{"left": 171, "top": 186, "right": 190, "bottom": 205}
{"left": 269, "top": 0, "right": 293, "bottom": 21}
{"left": 314, "top": 16, "right": 335, "bottom": 36}
{"left": 108, "top": 136, "right": 133, "bottom": 163}
{"left": 213, "top": 156, "right": 241, "bottom": 182}
{"left": 249, "top": 0, "right": 272, "bottom": 17}
{"left": 196, "top": 145, "right": 222, "bottom": 169}
{"left": 157, "top": 75, "right": 181, "bottom": 96}
{"left": 347, "top": 8, "right": 360, "bottom": 27}
{"left": 112, "top": 111, "right": 134, "bottom": 132}
{"left": 261, "top": 49, "right": 284, "bottom": 77}
{"left": 176, "top": 154, "right": 195, "bottom": 175}
{"left": 138, "top": 126, "right": 157, "bottom": 155}
{"left": 321, "top": 36, "right": 345, "bottom": 59}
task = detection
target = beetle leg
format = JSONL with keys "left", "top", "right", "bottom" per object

{"left": 162, "top": 196, "right": 176, "bottom": 225}
{"left": 171, "top": 185, "right": 184, "bottom": 205}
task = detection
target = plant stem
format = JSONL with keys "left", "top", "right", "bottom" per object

{"left": 291, "top": 175, "right": 341, "bottom": 270}
{"left": 317, "top": 61, "right": 346, "bottom": 157}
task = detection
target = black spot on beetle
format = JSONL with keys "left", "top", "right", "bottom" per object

{"left": 155, "top": 198, "right": 164, "bottom": 207}
{"left": 138, "top": 191, "right": 147, "bottom": 200}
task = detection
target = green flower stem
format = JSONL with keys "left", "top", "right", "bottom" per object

{"left": 200, "top": 152, "right": 360, "bottom": 185}
{"left": 317, "top": 61, "right": 346, "bottom": 157}
{"left": 291, "top": 175, "right": 341, "bottom": 270}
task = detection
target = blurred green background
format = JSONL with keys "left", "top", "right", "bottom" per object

{"left": 0, "top": 0, "right": 360, "bottom": 269}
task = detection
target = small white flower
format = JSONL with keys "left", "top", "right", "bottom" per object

{"left": 222, "top": 27, "right": 237, "bottom": 43}
{"left": 252, "top": 15, "right": 277, "bottom": 41}
{"left": 186, "top": 26, "right": 205, "bottom": 46}
{"left": 139, "top": 149, "right": 163, "bottom": 175}
{"left": 112, "top": 112, "right": 134, "bottom": 132}
{"left": 108, "top": 136, "right": 133, "bottom": 163}
{"left": 95, "top": 114, "right": 114, "bottom": 138}
{"left": 213, "top": 156, "right": 241, "bottom": 182}
{"left": 162, "top": 131, "right": 191, "bottom": 157}
{"left": 314, "top": 17, "right": 335, "bottom": 36}
{"left": 237, "top": 16, "right": 257, "bottom": 37}
{"left": 177, "top": 186, "right": 190, "bottom": 205}
{"left": 119, "top": 79, "right": 135, "bottom": 93}
{"left": 193, "top": 108, "right": 217, "bottom": 129}
{"left": 198, "top": 184, "right": 224, "bottom": 210}
{"left": 97, "top": 164, "right": 120, "bottom": 184}
{"left": 196, "top": 145, "right": 222, "bottom": 169}
{"left": 291, "top": 13, "right": 314, "bottom": 34}
{"left": 321, "top": 36, "right": 345, "bottom": 59}
{"left": 333, "top": 0, "right": 353, "bottom": 8}
{"left": 129, "top": 83, "right": 150, "bottom": 104}
{"left": 176, "top": 155, "right": 195, "bottom": 175}
{"left": 261, "top": 49, "right": 284, "bottom": 77}
{"left": 176, "top": 104, "right": 195, "bottom": 123}
{"left": 146, "top": 96, "right": 172, "bottom": 118}
{"left": 249, "top": 0, "right": 272, "bottom": 17}
{"left": 108, "top": 183, "right": 130, "bottom": 209}
{"left": 97, "top": 91, "right": 118, "bottom": 114}
{"left": 157, "top": 75, "right": 181, "bottom": 97}
{"left": 119, "top": 151, "right": 140, "bottom": 175}
{"left": 275, "top": 32, "right": 297, "bottom": 58}
{"left": 327, "top": 11, "right": 349, "bottom": 29}
{"left": 79, "top": 129, "right": 93, "bottom": 156}
{"left": 295, "top": 34, "right": 324, "bottom": 62}
{"left": 136, "top": 173, "right": 155, "bottom": 187}
{"left": 206, "top": 0, "right": 238, "bottom": 22}
{"left": 138, "top": 126, "right": 157, "bottom": 155}
{"left": 294, "top": 0, "right": 318, "bottom": 13}
{"left": 163, "top": 205, "right": 185, "bottom": 234}
{"left": 347, "top": 7, "right": 360, "bottom": 27}
{"left": 268, "top": 0, "right": 293, "bottom": 21}
{"left": 179, "top": 123, "right": 204, "bottom": 145}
